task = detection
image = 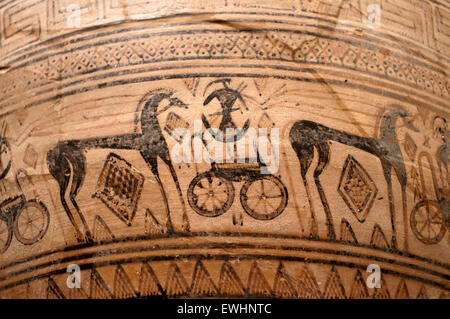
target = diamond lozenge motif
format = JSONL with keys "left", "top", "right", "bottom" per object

{"left": 338, "top": 155, "right": 378, "bottom": 223}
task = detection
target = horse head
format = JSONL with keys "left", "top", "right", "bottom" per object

{"left": 384, "top": 105, "right": 420, "bottom": 134}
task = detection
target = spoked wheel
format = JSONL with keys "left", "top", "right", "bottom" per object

{"left": 187, "top": 171, "right": 235, "bottom": 217}
{"left": 0, "top": 215, "right": 12, "bottom": 253}
{"left": 240, "top": 175, "right": 288, "bottom": 220}
{"left": 14, "top": 200, "right": 50, "bottom": 245}
{"left": 410, "top": 199, "right": 447, "bottom": 245}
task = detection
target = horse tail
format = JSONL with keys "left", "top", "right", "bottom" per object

{"left": 47, "top": 142, "right": 91, "bottom": 241}
{"left": 47, "top": 142, "right": 85, "bottom": 192}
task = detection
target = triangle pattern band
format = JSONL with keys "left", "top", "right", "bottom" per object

{"left": 139, "top": 262, "right": 164, "bottom": 297}
{"left": 247, "top": 262, "right": 273, "bottom": 297}
{"left": 218, "top": 261, "right": 246, "bottom": 296}
{"left": 323, "top": 266, "right": 346, "bottom": 299}
{"left": 114, "top": 265, "right": 137, "bottom": 299}
{"left": 190, "top": 260, "right": 219, "bottom": 297}
{"left": 165, "top": 263, "right": 189, "bottom": 297}
{"left": 90, "top": 268, "right": 114, "bottom": 299}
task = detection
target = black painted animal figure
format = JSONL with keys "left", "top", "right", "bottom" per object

{"left": 436, "top": 131, "right": 449, "bottom": 225}
{"left": 437, "top": 131, "right": 449, "bottom": 179}
{"left": 433, "top": 115, "right": 448, "bottom": 204}
{"left": 289, "top": 105, "right": 418, "bottom": 251}
{"left": 47, "top": 89, "right": 190, "bottom": 242}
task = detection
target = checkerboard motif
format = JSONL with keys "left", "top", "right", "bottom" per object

{"left": 94, "top": 153, "right": 145, "bottom": 225}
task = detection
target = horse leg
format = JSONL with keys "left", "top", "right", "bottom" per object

{"left": 59, "top": 190, "right": 85, "bottom": 242}
{"left": 392, "top": 160, "right": 409, "bottom": 252}
{"left": 400, "top": 184, "right": 408, "bottom": 252}
{"left": 67, "top": 155, "right": 92, "bottom": 242}
{"left": 141, "top": 152, "right": 174, "bottom": 234}
{"left": 291, "top": 142, "right": 319, "bottom": 239}
{"left": 302, "top": 177, "right": 319, "bottom": 239}
{"left": 302, "top": 151, "right": 319, "bottom": 238}
{"left": 437, "top": 150, "right": 449, "bottom": 194}
{"left": 313, "top": 142, "right": 336, "bottom": 240}
{"left": 69, "top": 193, "right": 92, "bottom": 243}
{"left": 53, "top": 160, "right": 89, "bottom": 242}
{"left": 47, "top": 145, "right": 91, "bottom": 242}
{"left": 160, "top": 154, "right": 191, "bottom": 232}
{"left": 383, "top": 163, "right": 398, "bottom": 251}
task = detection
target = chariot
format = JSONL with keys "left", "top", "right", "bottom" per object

{"left": 187, "top": 160, "right": 288, "bottom": 221}
{"left": 0, "top": 170, "right": 50, "bottom": 253}
{"left": 410, "top": 152, "right": 449, "bottom": 245}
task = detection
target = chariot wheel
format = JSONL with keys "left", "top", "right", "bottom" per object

{"left": 14, "top": 200, "right": 50, "bottom": 245}
{"left": 240, "top": 175, "right": 288, "bottom": 220}
{"left": 0, "top": 138, "right": 11, "bottom": 180}
{"left": 0, "top": 215, "right": 12, "bottom": 253}
{"left": 187, "top": 171, "right": 235, "bottom": 217}
{"left": 410, "top": 199, "right": 446, "bottom": 245}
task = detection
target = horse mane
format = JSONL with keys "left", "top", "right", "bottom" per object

{"left": 373, "top": 104, "right": 408, "bottom": 139}
{"left": 133, "top": 88, "right": 175, "bottom": 133}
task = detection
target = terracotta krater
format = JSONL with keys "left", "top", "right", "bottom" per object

{"left": 0, "top": 0, "right": 448, "bottom": 299}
